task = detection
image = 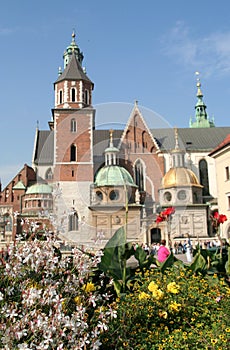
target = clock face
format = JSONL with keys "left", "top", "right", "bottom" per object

{"left": 164, "top": 191, "right": 172, "bottom": 202}
{"left": 177, "top": 190, "right": 187, "bottom": 200}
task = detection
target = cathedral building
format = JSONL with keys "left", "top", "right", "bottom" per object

{"left": 1, "top": 32, "right": 230, "bottom": 249}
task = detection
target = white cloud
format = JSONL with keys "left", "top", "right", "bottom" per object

{"left": 0, "top": 27, "right": 14, "bottom": 36}
{"left": 161, "top": 21, "right": 230, "bottom": 77}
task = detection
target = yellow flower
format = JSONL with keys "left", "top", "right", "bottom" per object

{"left": 167, "top": 282, "right": 180, "bottom": 294}
{"left": 138, "top": 292, "right": 150, "bottom": 300}
{"left": 159, "top": 310, "right": 168, "bottom": 319}
{"left": 74, "top": 296, "right": 81, "bottom": 304}
{"left": 211, "top": 338, "right": 218, "bottom": 345}
{"left": 169, "top": 301, "right": 181, "bottom": 312}
{"left": 152, "top": 288, "right": 164, "bottom": 300}
{"left": 83, "top": 282, "right": 95, "bottom": 293}
{"left": 148, "top": 281, "right": 159, "bottom": 292}
{"left": 225, "top": 327, "right": 230, "bottom": 332}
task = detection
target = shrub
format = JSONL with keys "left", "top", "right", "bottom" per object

{"left": 100, "top": 265, "right": 230, "bottom": 349}
{"left": 0, "top": 234, "right": 116, "bottom": 349}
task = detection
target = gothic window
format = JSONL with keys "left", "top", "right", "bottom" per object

{"left": 70, "top": 118, "right": 76, "bottom": 132}
{"left": 199, "top": 159, "right": 210, "bottom": 196}
{"left": 71, "top": 88, "right": 76, "bottom": 102}
{"left": 70, "top": 144, "right": 76, "bottom": 162}
{"left": 68, "top": 211, "right": 79, "bottom": 231}
{"left": 142, "top": 131, "right": 147, "bottom": 151}
{"left": 45, "top": 168, "right": 53, "bottom": 180}
{"left": 126, "top": 130, "right": 131, "bottom": 150}
{"left": 134, "top": 159, "right": 145, "bottom": 192}
{"left": 59, "top": 90, "right": 63, "bottom": 104}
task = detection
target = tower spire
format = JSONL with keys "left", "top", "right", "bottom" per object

{"left": 104, "top": 130, "right": 119, "bottom": 166}
{"left": 171, "top": 127, "right": 185, "bottom": 167}
{"left": 63, "top": 30, "right": 84, "bottom": 68}
{"left": 189, "top": 72, "right": 215, "bottom": 128}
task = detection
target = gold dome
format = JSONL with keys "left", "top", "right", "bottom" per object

{"left": 162, "top": 167, "right": 202, "bottom": 188}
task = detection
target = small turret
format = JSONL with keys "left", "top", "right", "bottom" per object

{"left": 63, "top": 30, "right": 84, "bottom": 68}
{"left": 190, "top": 72, "right": 215, "bottom": 128}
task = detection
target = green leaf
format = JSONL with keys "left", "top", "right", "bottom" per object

{"left": 189, "top": 251, "right": 207, "bottom": 272}
{"left": 160, "top": 252, "right": 176, "bottom": 273}
{"left": 98, "top": 227, "right": 127, "bottom": 288}
{"left": 225, "top": 247, "right": 230, "bottom": 275}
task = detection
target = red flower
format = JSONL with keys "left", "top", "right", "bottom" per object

{"left": 155, "top": 207, "right": 175, "bottom": 223}
{"left": 156, "top": 215, "right": 164, "bottom": 223}
{"left": 210, "top": 211, "right": 227, "bottom": 228}
{"left": 163, "top": 207, "right": 175, "bottom": 216}
{"left": 219, "top": 214, "right": 227, "bottom": 224}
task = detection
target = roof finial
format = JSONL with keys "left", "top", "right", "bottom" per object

{"left": 72, "top": 29, "right": 76, "bottom": 41}
{"left": 174, "top": 126, "right": 179, "bottom": 150}
{"left": 195, "top": 71, "right": 202, "bottom": 97}
{"left": 109, "top": 129, "right": 114, "bottom": 147}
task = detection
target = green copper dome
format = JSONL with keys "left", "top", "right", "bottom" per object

{"left": 95, "top": 166, "right": 137, "bottom": 188}
{"left": 26, "top": 183, "right": 53, "bottom": 195}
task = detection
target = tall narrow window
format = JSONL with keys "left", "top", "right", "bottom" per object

{"left": 227, "top": 195, "right": 230, "bottom": 210}
{"left": 45, "top": 168, "right": 53, "bottom": 180}
{"left": 225, "top": 166, "right": 230, "bottom": 181}
{"left": 199, "top": 159, "right": 210, "bottom": 196}
{"left": 70, "top": 144, "right": 76, "bottom": 161}
{"left": 134, "top": 160, "right": 145, "bottom": 191}
{"left": 71, "top": 118, "right": 76, "bottom": 132}
{"left": 59, "top": 90, "right": 63, "bottom": 104}
{"left": 68, "top": 211, "right": 79, "bottom": 231}
{"left": 142, "top": 131, "right": 147, "bottom": 151}
{"left": 71, "top": 88, "right": 76, "bottom": 102}
{"left": 85, "top": 89, "right": 89, "bottom": 105}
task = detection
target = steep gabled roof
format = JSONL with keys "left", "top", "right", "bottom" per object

{"left": 33, "top": 130, "right": 54, "bottom": 165}
{"left": 93, "top": 129, "right": 123, "bottom": 157}
{"left": 151, "top": 127, "right": 230, "bottom": 152}
{"left": 55, "top": 53, "right": 93, "bottom": 85}
{"left": 118, "top": 103, "right": 161, "bottom": 151}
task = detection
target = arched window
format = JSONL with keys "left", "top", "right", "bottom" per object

{"left": 45, "top": 168, "right": 53, "bottom": 180}
{"left": 68, "top": 211, "right": 79, "bottom": 231}
{"left": 59, "top": 90, "right": 63, "bottom": 104}
{"left": 142, "top": 131, "right": 147, "bottom": 151}
{"left": 199, "top": 159, "right": 210, "bottom": 196}
{"left": 70, "top": 118, "right": 76, "bottom": 132}
{"left": 134, "top": 159, "right": 145, "bottom": 191}
{"left": 70, "top": 144, "right": 76, "bottom": 161}
{"left": 71, "top": 88, "right": 76, "bottom": 102}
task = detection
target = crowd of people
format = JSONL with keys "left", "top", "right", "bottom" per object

{"left": 134, "top": 237, "right": 230, "bottom": 264}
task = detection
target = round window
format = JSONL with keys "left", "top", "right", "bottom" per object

{"left": 164, "top": 191, "right": 172, "bottom": 202}
{"left": 109, "top": 190, "right": 119, "bottom": 201}
{"left": 177, "top": 190, "right": 187, "bottom": 200}
{"left": 96, "top": 191, "right": 103, "bottom": 201}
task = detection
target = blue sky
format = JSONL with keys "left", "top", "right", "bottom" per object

{"left": 1, "top": 0, "right": 230, "bottom": 187}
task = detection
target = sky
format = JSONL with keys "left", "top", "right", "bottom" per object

{"left": 1, "top": 0, "right": 230, "bottom": 187}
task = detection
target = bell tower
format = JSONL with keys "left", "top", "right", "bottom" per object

{"left": 51, "top": 32, "right": 95, "bottom": 238}
{"left": 52, "top": 31, "right": 95, "bottom": 183}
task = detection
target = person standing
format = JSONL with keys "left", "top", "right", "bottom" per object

{"left": 186, "top": 240, "right": 192, "bottom": 263}
{"left": 157, "top": 239, "right": 170, "bottom": 263}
